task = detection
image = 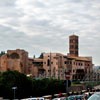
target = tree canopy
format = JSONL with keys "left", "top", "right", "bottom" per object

{"left": 0, "top": 71, "right": 66, "bottom": 99}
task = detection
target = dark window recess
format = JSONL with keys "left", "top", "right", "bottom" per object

{"left": 33, "top": 62, "right": 43, "bottom": 66}
{"left": 10, "top": 53, "right": 20, "bottom": 59}
{"left": 70, "top": 51, "right": 74, "bottom": 54}
{"left": 47, "top": 59, "right": 50, "bottom": 66}
{"left": 65, "top": 61, "right": 67, "bottom": 64}
{"left": 63, "top": 56, "right": 67, "bottom": 58}
{"left": 51, "top": 62, "right": 53, "bottom": 64}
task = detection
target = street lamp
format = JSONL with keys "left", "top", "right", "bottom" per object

{"left": 12, "top": 86, "right": 17, "bottom": 99}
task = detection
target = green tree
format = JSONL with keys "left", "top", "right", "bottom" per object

{"left": 0, "top": 71, "right": 32, "bottom": 99}
{"left": 0, "top": 51, "right": 5, "bottom": 57}
{"left": 0, "top": 71, "right": 66, "bottom": 99}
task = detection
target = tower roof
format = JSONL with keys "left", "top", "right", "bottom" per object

{"left": 69, "top": 34, "right": 78, "bottom": 37}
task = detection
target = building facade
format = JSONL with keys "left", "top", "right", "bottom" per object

{"left": 42, "top": 53, "right": 67, "bottom": 80}
{"left": 0, "top": 35, "right": 93, "bottom": 81}
{"left": 0, "top": 49, "right": 29, "bottom": 74}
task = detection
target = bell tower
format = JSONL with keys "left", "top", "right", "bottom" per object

{"left": 69, "top": 34, "right": 79, "bottom": 57}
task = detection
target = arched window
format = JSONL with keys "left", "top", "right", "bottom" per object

{"left": 10, "top": 53, "right": 20, "bottom": 59}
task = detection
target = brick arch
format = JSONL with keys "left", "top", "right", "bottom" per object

{"left": 10, "top": 53, "right": 20, "bottom": 59}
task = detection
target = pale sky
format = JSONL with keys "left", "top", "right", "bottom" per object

{"left": 0, "top": 0, "right": 100, "bottom": 65}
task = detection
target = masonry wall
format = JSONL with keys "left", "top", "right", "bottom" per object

{"left": 0, "top": 49, "right": 29, "bottom": 74}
